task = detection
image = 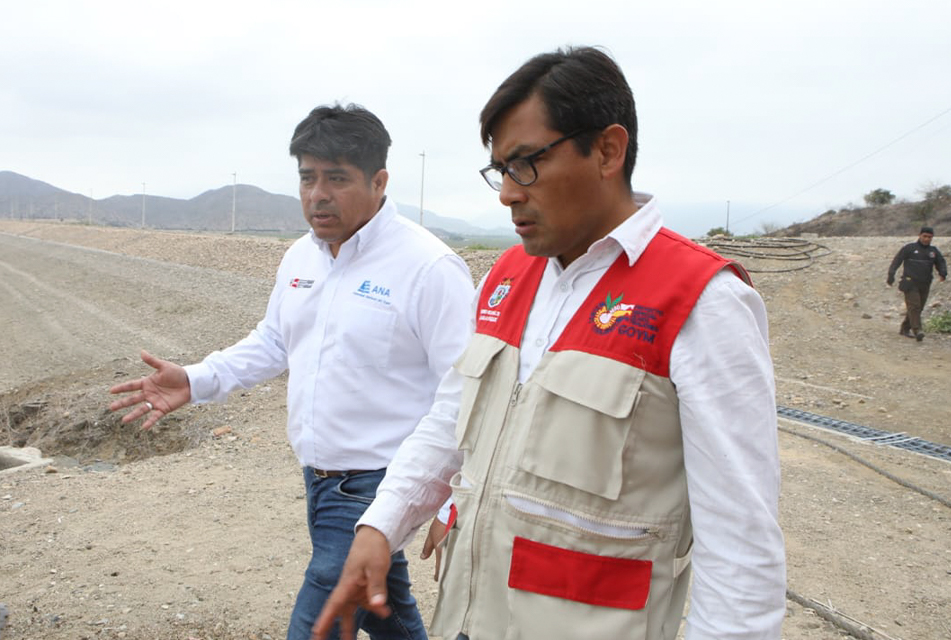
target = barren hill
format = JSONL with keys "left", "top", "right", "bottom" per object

{"left": 778, "top": 188, "right": 951, "bottom": 237}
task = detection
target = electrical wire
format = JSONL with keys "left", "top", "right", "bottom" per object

{"left": 734, "top": 104, "right": 951, "bottom": 226}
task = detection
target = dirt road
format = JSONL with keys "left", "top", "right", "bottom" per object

{"left": 1, "top": 221, "right": 949, "bottom": 640}
{"left": 0, "top": 232, "right": 272, "bottom": 391}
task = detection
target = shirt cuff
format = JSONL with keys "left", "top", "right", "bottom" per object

{"left": 183, "top": 362, "right": 216, "bottom": 404}
{"left": 357, "top": 493, "right": 419, "bottom": 553}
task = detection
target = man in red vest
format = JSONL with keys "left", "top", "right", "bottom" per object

{"left": 314, "top": 46, "right": 786, "bottom": 640}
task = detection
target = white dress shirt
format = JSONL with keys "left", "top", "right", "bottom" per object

{"left": 361, "top": 193, "right": 786, "bottom": 639}
{"left": 184, "top": 197, "right": 474, "bottom": 470}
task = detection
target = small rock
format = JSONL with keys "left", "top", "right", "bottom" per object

{"left": 44, "top": 466, "right": 57, "bottom": 474}
{"left": 212, "top": 426, "right": 233, "bottom": 437}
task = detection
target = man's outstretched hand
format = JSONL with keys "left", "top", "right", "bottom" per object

{"left": 311, "top": 526, "right": 393, "bottom": 640}
{"left": 109, "top": 350, "right": 190, "bottom": 430}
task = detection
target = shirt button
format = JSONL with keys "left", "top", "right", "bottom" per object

{"left": 560, "top": 283, "right": 569, "bottom": 292}
{"left": 535, "top": 338, "right": 544, "bottom": 347}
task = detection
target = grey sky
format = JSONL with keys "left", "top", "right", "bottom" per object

{"left": 3, "top": 0, "right": 949, "bottom": 236}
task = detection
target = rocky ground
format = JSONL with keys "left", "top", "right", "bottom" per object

{"left": 1, "top": 220, "right": 949, "bottom": 640}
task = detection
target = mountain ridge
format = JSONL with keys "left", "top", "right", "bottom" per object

{"left": 0, "top": 170, "right": 516, "bottom": 239}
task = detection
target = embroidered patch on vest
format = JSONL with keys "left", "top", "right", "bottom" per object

{"left": 589, "top": 291, "right": 662, "bottom": 344}
{"left": 487, "top": 277, "right": 513, "bottom": 308}
{"left": 479, "top": 277, "right": 515, "bottom": 324}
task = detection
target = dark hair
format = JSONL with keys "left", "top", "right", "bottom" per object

{"left": 920, "top": 226, "right": 934, "bottom": 235}
{"left": 289, "top": 104, "right": 391, "bottom": 179}
{"left": 480, "top": 46, "right": 638, "bottom": 184}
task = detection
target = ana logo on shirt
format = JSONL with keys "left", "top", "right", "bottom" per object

{"left": 354, "top": 279, "right": 392, "bottom": 305}
{"left": 290, "top": 278, "right": 315, "bottom": 289}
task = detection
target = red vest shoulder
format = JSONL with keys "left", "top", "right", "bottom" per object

{"left": 475, "top": 233, "right": 746, "bottom": 377}
{"left": 475, "top": 246, "right": 546, "bottom": 346}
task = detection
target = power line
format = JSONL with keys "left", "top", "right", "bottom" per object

{"left": 734, "top": 104, "right": 951, "bottom": 226}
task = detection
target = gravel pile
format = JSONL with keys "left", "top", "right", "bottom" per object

{"left": 0, "top": 220, "right": 505, "bottom": 285}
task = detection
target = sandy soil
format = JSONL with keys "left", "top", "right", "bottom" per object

{"left": 1, "top": 220, "right": 949, "bottom": 640}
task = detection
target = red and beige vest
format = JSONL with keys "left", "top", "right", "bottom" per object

{"left": 431, "top": 229, "right": 749, "bottom": 640}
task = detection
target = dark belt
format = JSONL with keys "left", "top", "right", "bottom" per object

{"left": 310, "top": 467, "right": 378, "bottom": 478}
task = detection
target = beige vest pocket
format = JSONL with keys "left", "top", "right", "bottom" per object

{"left": 452, "top": 336, "right": 507, "bottom": 451}
{"left": 519, "top": 353, "right": 644, "bottom": 500}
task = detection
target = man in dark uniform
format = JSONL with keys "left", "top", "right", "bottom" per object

{"left": 887, "top": 226, "right": 947, "bottom": 341}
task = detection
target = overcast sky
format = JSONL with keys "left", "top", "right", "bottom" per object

{"left": 3, "top": 0, "right": 949, "bottom": 236}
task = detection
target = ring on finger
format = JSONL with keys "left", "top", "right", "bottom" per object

{"left": 144, "top": 401, "right": 154, "bottom": 411}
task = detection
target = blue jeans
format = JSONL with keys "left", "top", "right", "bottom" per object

{"left": 286, "top": 468, "right": 428, "bottom": 640}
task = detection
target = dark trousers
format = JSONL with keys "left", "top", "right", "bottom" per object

{"left": 901, "top": 281, "right": 932, "bottom": 334}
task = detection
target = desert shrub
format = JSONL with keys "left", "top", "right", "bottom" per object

{"left": 923, "top": 184, "right": 951, "bottom": 204}
{"left": 707, "top": 226, "right": 731, "bottom": 237}
{"left": 757, "top": 221, "right": 781, "bottom": 236}
{"left": 925, "top": 310, "right": 951, "bottom": 333}
{"left": 864, "top": 188, "right": 895, "bottom": 207}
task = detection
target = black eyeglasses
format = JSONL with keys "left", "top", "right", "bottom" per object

{"left": 479, "top": 129, "right": 590, "bottom": 191}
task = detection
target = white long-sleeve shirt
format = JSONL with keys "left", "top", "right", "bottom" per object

{"left": 361, "top": 193, "right": 786, "bottom": 639}
{"left": 184, "top": 197, "right": 474, "bottom": 470}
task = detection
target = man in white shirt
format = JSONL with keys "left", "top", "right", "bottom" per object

{"left": 314, "top": 48, "right": 786, "bottom": 640}
{"left": 109, "top": 104, "right": 474, "bottom": 640}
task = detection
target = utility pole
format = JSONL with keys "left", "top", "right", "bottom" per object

{"left": 141, "top": 183, "right": 146, "bottom": 228}
{"left": 231, "top": 172, "right": 237, "bottom": 233}
{"left": 418, "top": 151, "right": 426, "bottom": 226}
{"left": 726, "top": 200, "right": 731, "bottom": 235}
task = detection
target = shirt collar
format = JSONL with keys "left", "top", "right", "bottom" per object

{"left": 310, "top": 195, "right": 395, "bottom": 255}
{"left": 547, "top": 191, "right": 663, "bottom": 275}
{"left": 610, "top": 192, "right": 663, "bottom": 266}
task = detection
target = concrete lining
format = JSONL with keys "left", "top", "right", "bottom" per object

{"left": 0, "top": 446, "right": 53, "bottom": 475}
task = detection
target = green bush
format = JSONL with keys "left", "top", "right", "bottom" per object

{"left": 924, "top": 310, "right": 951, "bottom": 333}
{"left": 863, "top": 188, "right": 895, "bottom": 206}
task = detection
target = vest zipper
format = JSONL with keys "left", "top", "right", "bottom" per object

{"left": 509, "top": 381, "right": 522, "bottom": 406}
{"left": 504, "top": 490, "right": 664, "bottom": 541}
{"left": 462, "top": 379, "right": 523, "bottom": 634}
